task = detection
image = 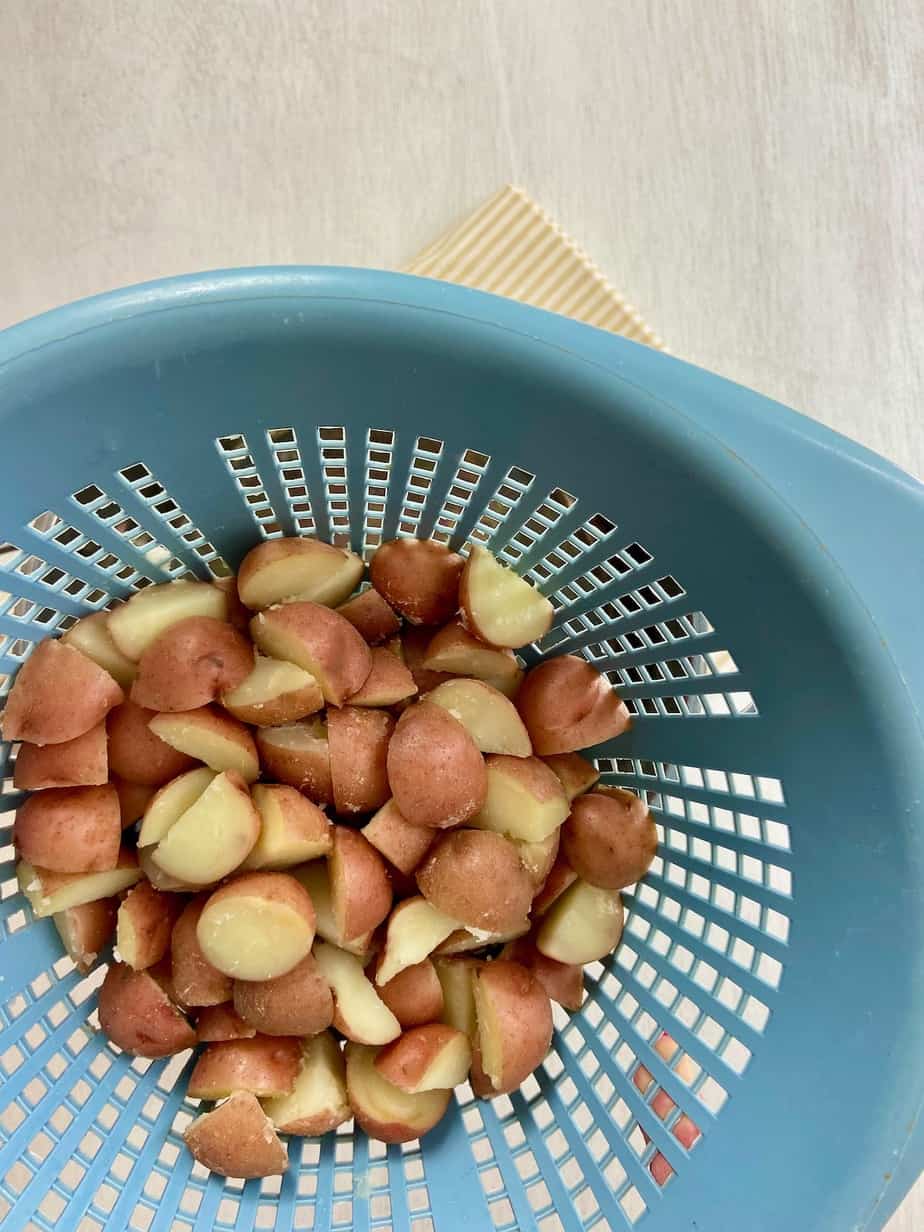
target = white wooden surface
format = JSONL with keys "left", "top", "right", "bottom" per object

{"left": 0, "top": 0, "right": 921, "bottom": 1224}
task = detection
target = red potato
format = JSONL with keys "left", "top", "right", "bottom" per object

{"left": 53, "top": 897, "right": 117, "bottom": 974}
{"left": 328, "top": 707, "right": 393, "bottom": 815}
{"left": 516, "top": 829, "right": 561, "bottom": 891}
{"left": 98, "top": 961, "right": 197, "bottom": 1057}
{"left": 255, "top": 720, "right": 332, "bottom": 804}
{"left": 62, "top": 611, "right": 137, "bottom": 688}
{"left": 148, "top": 707, "right": 260, "bottom": 782}
{"left": 633, "top": 1032, "right": 702, "bottom": 1184}
{"left": 473, "top": 755, "right": 569, "bottom": 843}
{"left": 171, "top": 897, "right": 233, "bottom": 1006}
{"left": 196, "top": 873, "right": 316, "bottom": 981}
{"left": 212, "top": 573, "right": 251, "bottom": 633}
{"left": 130, "top": 617, "right": 254, "bottom": 711}
{"left": 117, "top": 881, "right": 184, "bottom": 970}
{"left": 500, "top": 936, "right": 585, "bottom": 1011}
{"left": 375, "top": 896, "right": 460, "bottom": 986}
{"left": 433, "top": 924, "right": 529, "bottom": 956}
{"left": 374, "top": 1023, "right": 471, "bottom": 1092}
{"left": 291, "top": 861, "right": 375, "bottom": 958}
{"left": 17, "top": 850, "right": 142, "bottom": 917}
{"left": 362, "top": 798, "right": 434, "bottom": 875}
{"left": 149, "top": 770, "right": 260, "bottom": 885}
{"left": 261, "top": 1032, "right": 350, "bottom": 1136}
{"left": 416, "top": 830, "right": 532, "bottom": 934}
{"left": 13, "top": 723, "right": 108, "bottom": 789}
{"left": 348, "top": 647, "right": 417, "bottom": 707}
{"left": 329, "top": 827, "right": 393, "bottom": 942}
{"left": 531, "top": 856, "right": 578, "bottom": 917}
{"left": 195, "top": 1002, "right": 257, "bottom": 1042}
{"left": 401, "top": 625, "right": 453, "bottom": 694}
{"left": 460, "top": 546, "right": 555, "bottom": 649}
{"left": 543, "top": 752, "right": 600, "bottom": 801}
{"left": 233, "top": 952, "right": 334, "bottom": 1037}
{"left": 242, "top": 784, "right": 331, "bottom": 871}
{"left": 423, "top": 620, "right": 524, "bottom": 697}
{"left": 427, "top": 678, "right": 531, "bottom": 757}
{"left": 471, "top": 960, "right": 553, "bottom": 1096}
{"left": 387, "top": 702, "right": 487, "bottom": 829}
{"left": 1, "top": 639, "right": 123, "bottom": 746}
{"left": 313, "top": 942, "right": 401, "bottom": 1046}
{"left": 346, "top": 1042, "right": 451, "bottom": 1143}
{"left": 14, "top": 784, "right": 121, "bottom": 873}
{"left": 107, "top": 700, "right": 196, "bottom": 786}
{"left": 337, "top": 588, "right": 401, "bottom": 644}
{"left": 113, "top": 777, "right": 155, "bottom": 828}
{"left": 184, "top": 1091, "right": 288, "bottom": 1179}
{"left": 375, "top": 958, "right": 444, "bottom": 1028}
{"left": 434, "top": 957, "right": 481, "bottom": 1039}
{"left": 107, "top": 579, "right": 228, "bottom": 661}
{"left": 250, "top": 602, "right": 372, "bottom": 707}
{"left": 221, "top": 655, "right": 323, "bottom": 726}
{"left": 138, "top": 767, "right": 218, "bottom": 848}
{"left": 561, "top": 788, "right": 658, "bottom": 890}
{"left": 535, "top": 878, "right": 624, "bottom": 964}
{"left": 138, "top": 844, "right": 202, "bottom": 893}
{"left": 237, "top": 537, "right": 364, "bottom": 610}
{"left": 370, "top": 538, "right": 464, "bottom": 626}
{"left": 187, "top": 1035, "right": 302, "bottom": 1099}
{"left": 516, "top": 656, "right": 631, "bottom": 755}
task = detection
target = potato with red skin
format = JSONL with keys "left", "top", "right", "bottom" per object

{"left": 434, "top": 957, "right": 481, "bottom": 1039}
{"left": 427, "top": 678, "right": 531, "bottom": 756}
{"left": 423, "top": 620, "right": 523, "bottom": 698}
{"left": 148, "top": 770, "right": 261, "bottom": 886}
{"left": 238, "top": 537, "right": 363, "bottom": 610}
{"left": 62, "top": 611, "right": 137, "bottom": 688}
{"left": 516, "top": 829, "right": 561, "bottom": 892}
{"left": 112, "top": 777, "right": 155, "bottom": 828}
{"left": 212, "top": 574, "right": 251, "bottom": 633}
{"left": 561, "top": 788, "right": 658, "bottom": 890}
{"left": 401, "top": 625, "right": 452, "bottom": 694}
{"left": 346, "top": 1043, "right": 451, "bottom": 1143}
{"left": 375, "top": 958, "right": 444, "bottom": 1028}
{"left": 107, "top": 700, "right": 195, "bottom": 786}
{"left": 535, "top": 878, "right": 624, "bottom": 964}
{"left": 195, "top": 1002, "right": 257, "bottom": 1042}
{"left": 416, "top": 830, "right": 532, "bottom": 934}
{"left": 516, "top": 655, "right": 631, "bottom": 755}
{"left": 370, "top": 539, "right": 463, "bottom": 626}
{"left": 261, "top": 1032, "right": 350, "bottom": 1136}
{"left": 98, "top": 961, "right": 197, "bottom": 1057}
{"left": 14, "top": 784, "right": 121, "bottom": 873}
{"left": 531, "top": 856, "right": 578, "bottom": 916}
{"left": 196, "top": 872, "right": 316, "bottom": 981}
{"left": 241, "top": 785, "right": 331, "bottom": 871}
{"left": 108, "top": 580, "right": 228, "bottom": 660}
{"left": 362, "top": 799, "right": 434, "bottom": 875}
{"left": 184, "top": 1091, "right": 287, "bottom": 1179}
{"left": 187, "top": 1035, "right": 302, "bottom": 1099}
{"left": 53, "top": 898, "right": 117, "bottom": 973}
{"left": 313, "top": 942, "right": 400, "bottom": 1045}
{"left": 250, "top": 602, "right": 372, "bottom": 707}
{"left": 221, "top": 655, "right": 323, "bottom": 726}
{"left": 471, "top": 960, "right": 553, "bottom": 1096}
{"left": 387, "top": 702, "right": 487, "bottom": 829}
{"left": 17, "top": 850, "right": 142, "bottom": 917}
{"left": 499, "top": 936, "right": 584, "bottom": 1011}
{"left": 130, "top": 617, "right": 254, "bottom": 711}
{"left": 233, "top": 953, "right": 334, "bottom": 1037}
{"left": 327, "top": 707, "right": 394, "bottom": 815}
{"left": 171, "top": 897, "right": 233, "bottom": 1007}
{"left": 13, "top": 723, "right": 108, "bottom": 789}
{"left": 117, "top": 881, "right": 184, "bottom": 970}
{"left": 543, "top": 752, "right": 600, "bottom": 801}
{"left": 374, "top": 1023, "right": 471, "bottom": 1092}
{"left": 329, "top": 827, "right": 393, "bottom": 942}
{"left": 1, "top": 639, "right": 123, "bottom": 745}
{"left": 255, "top": 720, "right": 332, "bottom": 804}
{"left": 348, "top": 647, "right": 417, "bottom": 707}
{"left": 473, "top": 754, "right": 569, "bottom": 842}
{"left": 460, "top": 546, "right": 554, "bottom": 649}
{"left": 148, "top": 707, "right": 259, "bottom": 782}
{"left": 337, "top": 588, "right": 401, "bottom": 644}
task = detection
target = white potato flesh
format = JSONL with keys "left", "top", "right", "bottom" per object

{"left": 108, "top": 581, "right": 228, "bottom": 660}
{"left": 535, "top": 879, "right": 624, "bottom": 964}
{"left": 138, "top": 768, "right": 217, "bottom": 847}
{"left": 62, "top": 613, "right": 138, "bottom": 688}
{"left": 151, "top": 773, "right": 260, "bottom": 884}
{"left": 313, "top": 942, "right": 401, "bottom": 1046}
{"left": 375, "top": 898, "right": 461, "bottom": 987}
{"left": 17, "top": 858, "right": 143, "bottom": 917}
{"left": 426, "top": 678, "right": 531, "bottom": 756}
{"left": 461, "top": 546, "right": 554, "bottom": 648}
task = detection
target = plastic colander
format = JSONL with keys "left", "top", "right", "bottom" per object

{"left": 0, "top": 268, "right": 922, "bottom": 1232}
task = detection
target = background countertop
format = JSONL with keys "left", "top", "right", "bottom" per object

{"left": 1, "top": 2, "right": 921, "bottom": 1227}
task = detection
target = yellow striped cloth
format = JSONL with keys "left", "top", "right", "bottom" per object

{"left": 404, "top": 184, "right": 663, "bottom": 350}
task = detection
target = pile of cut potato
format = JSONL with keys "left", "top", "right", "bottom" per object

{"left": 4, "top": 535, "right": 657, "bottom": 1179}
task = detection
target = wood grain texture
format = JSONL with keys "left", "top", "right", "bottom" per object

{"left": 0, "top": 5, "right": 920, "bottom": 1217}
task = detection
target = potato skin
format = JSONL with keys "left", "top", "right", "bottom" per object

{"left": 561, "top": 788, "right": 658, "bottom": 889}
{"left": 187, "top": 1036, "right": 302, "bottom": 1099}
{"left": 416, "top": 830, "right": 532, "bottom": 933}
{"left": 117, "top": 880, "right": 184, "bottom": 970}
{"left": 107, "top": 700, "right": 196, "bottom": 786}
{"left": 195, "top": 1002, "right": 257, "bottom": 1042}
{"left": 328, "top": 707, "right": 394, "bottom": 815}
{"left": 53, "top": 897, "right": 117, "bottom": 974}
{"left": 1, "top": 639, "right": 123, "bottom": 746}
{"left": 184, "top": 1091, "right": 288, "bottom": 1178}
{"left": 14, "top": 784, "right": 121, "bottom": 873}
{"left": 387, "top": 702, "right": 487, "bottom": 829}
{"left": 370, "top": 539, "right": 463, "bottom": 626}
{"left": 98, "top": 961, "right": 196, "bottom": 1057}
{"left": 345, "top": 1043, "right": 451, "bottom": 1143}
{"left": 471, "top": 960, "right": 553, "bottom": 1096}
{"left": 329, "top": 827, "right": 393, "bottom": 941}
{"left": 337, "top": 588, "right": 401, "bottom": 644}
{"left": 171, "top": 896, "right": 233, "bottom": 1006}
{"left": 131, "top": 617, "right": 254, "bottom": 711}
{"left": 233, "top": 953, "right": 334, "bottom": 1037}
{"left": 516, "top": 655, "right": 631, "bottom": 754}
{"left": 375, "top": 958, "right": 444, "bottom": 1027}
{"left": 251, "top": 602, "right": 372, "bottom": 706}
{"left": 13, "top": 723, "right": 108, "bottom": 789}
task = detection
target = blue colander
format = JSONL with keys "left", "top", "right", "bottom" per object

{"left": 0, "top": 268, "right": 922, "bottom": 1232}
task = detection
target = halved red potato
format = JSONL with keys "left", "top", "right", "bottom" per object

{"left": 374, "top": 1023, "right": 471, "bottom": 1092}
{"left": 375, "top": 958, "right": 444, "bottom": 1028}
{"left": 313, "top": 941, "right": 400, "bottom": 1045}
{"left": 242, "top": 785, "right": 331, "bottom": 871}
{"left": 327, "top": 707, "right": 394, "bottom": 815}
{"left": 195, "top": 1002, "right": 257, "bottom": 1042}
{"left": 261, "top": 1031, "right": 350, "bottom": 1136}
{"left": 291, "top": 861, "right": 375, "bottom": 958}
{"left": 255, "top": 719, "right": 332, "bottom": 804}
{"left": 108, "top": 579, "right": 228, "bottom": 660}
{"left": 171, "top": 896, "right": 233, "bottom": 1006}
{"left": 17, "top": 850, "right": 142, "bottom": 917}
{"left": 561, "top": 787, "right": 658, "bottom": 890}
{"left": 184, "top": 1092, "right": 288, "bottom": 1179}
{"left": 370, "top": 539, "right": 464, "bottom": 626}
{"left": 531, "top": 856, "right": 578, "bottom": 917}
{"left": 238, "top": 537, "right": 364, "bottom": 610}
{"left": 107, "top": 700, "right": 196, "bottom": 786}
{"left": 187, "top": 1035, "right": 301, "bottom": 1099}
{"left": 401, "top": 625, "right": 453, "bottom": 694}
{"left": 53, "top": 897, "right": 117, "bottom": 973}
{"left": 362, "top": 799, "right": 434, "bottom": 875}
{"left": 233, "top": 952, "right": 333, "bottom": 1037}
{"left": 472, "top": 755, "right": 569, "bottom": 842}
{"left": 329, "top": 827, "right": 393, "bottom": 941}
{"left": 138, "top": 845, "right": 201, "bottom": 893}
{"left": 516, "top": 829, "right": 561, "bottom": 891}
{"left": 499, "top": 935, "right": 584, "bottom": 1011}
{"left": 130, "top": 617, "right": 254, "bottom": 711}
{"left": 426, "top": 678, "right": 531, "bottom": 756}
{"left": 112, "top": 778, "right": 155, "bottom": 829}
{"left": 416, "top": 830, "right": 532, "bottom": 933}
{"left": 150, "top": 771, "right": 260, "bottom": 885}
{"left": 116, "top": 881, "right": 184, "bottom": 970}
{"left": 13, "top": 723, "right": 108, "bottom": 790}
{"left": 212, "top": 573, "right": 251, "bottom": 633}
{"left": 221, "top": 655, "right": 323, "bottom": 726}
{"left": 62, "top": 611, "right": 137, "bottom": 688}
{"left": 346, "top": 1042, "right": 451, "bottom": 1143}
{"left": 471, "top": 960, "right": 553, "bottom": 1096}
{"left": 423, "top": 620, "right": 523, "bottom": 697}
{"left": 98, "top": 960, "right": 197, "bottom": 1057}
{"left": 138, "top": 767, "right": 218, "bottom": 847}
{"left": 460, "top": 546, "right": 554, "bottom": 649}
{"left": 196, "top": 872, "right": 316, "bottom": 981}
{"left": 251, "top": 602, "right": 372, "bottom": 706}
{"left": 387, "top": 702, "right": 487, "bottom": 829}
{"left": 347, "top": 647, "right": 417, "bottom": 708}
{"left": 516, "top": 656, "right": 631, "bottom": 754}
{"left": 375, "top": 897, "right": 460, "bottom": 986}
{"left": 14, "top": 784, "right": 121, "bottom": 873}
{"left": 535, "top": 878, "right": 624, "bottom": 964}
{"left": 149, "top": 707, "right": 259, "bottom": 782}
{"left": 1, "top": 639, "right": 123, "bottom": 745}
{"left": 337, "top": 588, "right": 401, "bottom": 645}
{"left": 434, "top": 957, "right": 481, "bottom": 1039}
{"left": 543, "top": 752, "right": 600, "bottom": 801}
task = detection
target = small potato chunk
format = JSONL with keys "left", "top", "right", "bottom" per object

{"left": 222, "top": 655, "right": 323, "bottom": 726}
{"left": 197, "top": 873, "right": 316, "bottom": 981}
{"left": 171, "top": 897, "right": 233, "bottom": 1006}
{"left": 362, "top": 799, "right": 434, "bottom": 875}
{"left": 423, "top": 620, "right": 523, "bottom": 697}
{"left": 535, "top": 878, "right": 624, "bottom": 964}
{"left": 328, "top": 708, "right": 393, "bottom": 815}
{"left": 185, "top": 1091, "right": 288, "bottom": 1179}
{"left": 346, "top": 1043, "right": 450, "bottom": 1143}
{"left": 337, "top": 588, "right": 401, "bottom": 645}
{"left": 238, "top": 537, "right": 364, "bottom": 610}
{"left": 108, "top": 579, "right": 228, "bottom": 660}
{"left": 138, "top": 846, "right": 202, "bottom": 893}
{"left": 53, "top": 897, "right": 117, "bottom": 974}
{"left": 138, "top": 767, "right": 218, "bottom": 847}
{"left": 242, "top": 785, "right": 331, "bottom": 871}
{"left": 561, "top": 787, "right": 658, "bottom": 890}
{"left": 472, "top": 960, "right": 553, "bottom": 1096}
{"left": 313, "top": 942, "right": 400, "bottom": 1045}
{"left": 434, "top": 958, "right": 481, "bottom": 1039}
{"left": 117, "top": 881, "right": 183, "bottom": 970}
{"left": 500, "top": 936, "right": 584, "bottom": 1011}
{"left": 290, "top": 862, "right": 375, "bottom": 958}
{"left": 107, "top": 700, "right": 196, "bottom": 786}
{"left": 460, "top": 546, "right": 554, "bottom": 648}
{"left": 187, "top": 1035, "right": 301, "bottom": 1099}
{"left": 472, "top": 755, "right": 569, "bottom": 842}
{"left": 233, "top": 952, "right": 334, "bottom": 1037}
{"left": 98, "top": 961, "right": 196, "bottom": 1057}
{"left": 375, "top": 1024, "right": 471, "bottom": 1093}
{"left": 13, "top": 723, "right": 108, "bottom": 790}
{"left": 113, "top": 778, "right": 155, "bottom": 828}
{"left": 131, "top": 617, "right": 254, "bottom": 711}
{"left": 347, "top": 647, "right": 417, "bottom": 707}
{"left": 531, "top": 856, "right": 578, "bottom": 917}
{"left": 255, "top": 720, "right": 332, "bottom": 804}
{"left": 401, "top": 626, "right": 452, "bottom": 694}
{"left": 375, "top": 897, "right": 460, "bottom": 986}
{"left": 195, "top": 1002, "right": 257, "bottom": 1042}
{"left": 516, "top": 829, "right": 561, "bottom": 891}
{"left": 516, "top": 656, "right": 631, "bottom": 755}
{"left": 150, "top": 771, "right": 260, "bottom": 885}
{"left": 416, "top": 831, "right": 532, "bottom": 934}
{"left": 329, "top": 827, "right": 393, "bottom": 942}
{"left": 251, "top": 602, "right": 372, "bottom": 707}
{"left": 543, "top": 752, "right": 600, "bottom": 801}
{"left": 149, "top": 707, "right": 260, "bottom": 782}
{"left": 212, "top": 574, "right": 251, "bottom": 632}
{"left": 62, "top": 611, "right": 137, "bottom": 688}
{"left": 426, "top": 678, "right": 531, "bottom": 757}
{"left": 17, "top": 850, "right": 142, "bottom": 917}
{"left": 387, "top": 702, "right": 487, "bottom": 829}
{"left": 1, "top": 639, "right": 123, "bottom": 746}
{"left": 370, "top": 539, "right": 463, "bottom": 627}
{"left": 14, "top": 785, "right": 121, "bottom": 873}
{"left": 376, "top": 958, "right": 444, "bottom": 1028}
{"left": 262, "top": 1032, "right": 350, "bottom": 1136}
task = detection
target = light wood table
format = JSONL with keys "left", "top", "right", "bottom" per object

{"left": 0, "top": 2, "right": 921, "bottom": 1227}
